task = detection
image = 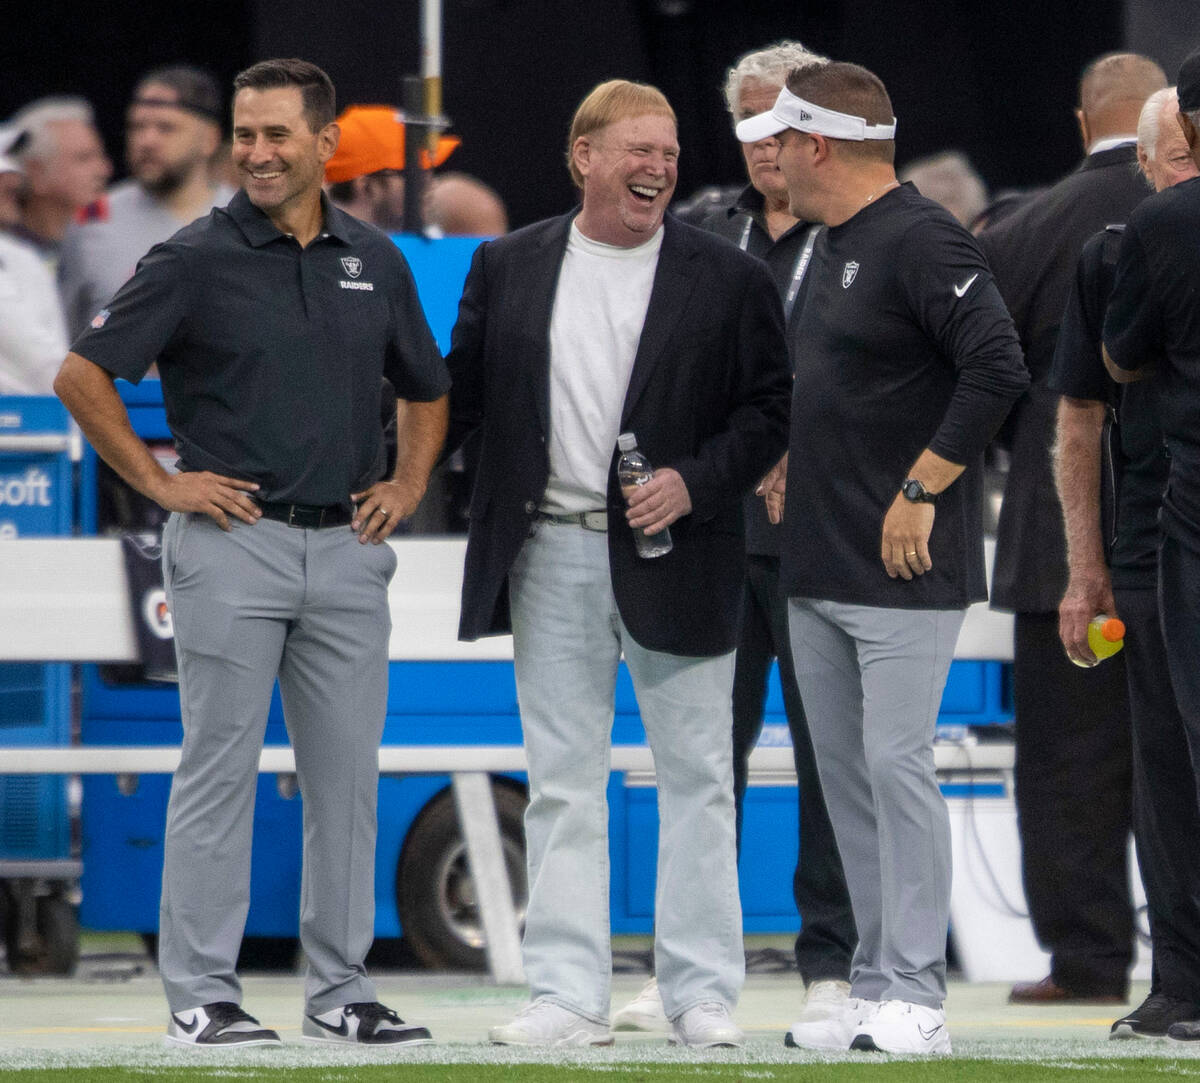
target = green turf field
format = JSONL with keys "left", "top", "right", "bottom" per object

{"left": 6, "top": 1059, "right": 1200, "bottom": 1082}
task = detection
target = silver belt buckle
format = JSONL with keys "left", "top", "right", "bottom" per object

{"left": 579, "top": 510, "right": 608, "bottom": 532}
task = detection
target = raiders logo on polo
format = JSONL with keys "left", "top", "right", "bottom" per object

{"left": 842, "top": 261, "right": 860, "bottom": 289}
{"left": 340, "top": 255, "right": 363, "bottom": 278}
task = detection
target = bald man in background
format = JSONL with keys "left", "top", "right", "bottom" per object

{"left": 979, "top": 51, "right": 1167, "bottom": 1005}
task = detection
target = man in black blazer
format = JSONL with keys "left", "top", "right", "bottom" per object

{"left": 446, "top": 79, "right": 790, "bottom": 1049}
{"left": 979, "top": 52, "right": 1166, "bottom": 1004}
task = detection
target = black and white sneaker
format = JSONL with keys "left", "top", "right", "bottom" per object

{"left": 303, "top": 1001, "right": 433, "bottom": 1046}
{"left": 165, "top": 1002, "right": 282, "bottom": 1048}
{"left": 1111, "top": 993, "right": 1200, "bottom": 1039}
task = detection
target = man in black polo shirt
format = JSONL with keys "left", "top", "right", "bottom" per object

{"left": 1103, "top": 51, "right": 1200, "bottom": 1043}
{"left": 744, "top": 61, "right": 1028, "bottom": 1054}
{"left": 54, "top": 59, "right": 449, "bottom": 1049}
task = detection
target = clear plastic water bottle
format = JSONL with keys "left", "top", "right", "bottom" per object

{"left": 1070, "top": 614, "right": 1126, "bottom": 667}
{"left": 617, "top": 432, "right": 672, "bottom": 559}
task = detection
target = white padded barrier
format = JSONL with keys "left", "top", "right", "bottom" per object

{"left": 0, "top": 537, "right": 1013, "bottom": 662}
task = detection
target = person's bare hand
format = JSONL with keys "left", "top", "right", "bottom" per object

{"left": 757, "top": 454, "right": 788, "bottom": 524}
{"left": 351, "top": 477, "right": 424, "bottom": 544}
{"left": 152, "top": 472, "right": 261, "bottom": 531}
{"left": 1058, "top": 564, "right": 1115, "bottom": 666}
{"left": 623, "top": 467, "right": 692, "bottom": 535}
{"left": 880, "top": 494, "right": 934, "bottom": 579}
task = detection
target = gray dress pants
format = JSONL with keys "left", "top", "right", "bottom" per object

{"left": 787, "top": 597, "right": 963, "bottom": 1009}
{"left": 158, "top": 512, "right": 396, "bottom": 1014}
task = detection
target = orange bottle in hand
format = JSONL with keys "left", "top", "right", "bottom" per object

{"left": 1076, "top": 615, "right": 1124, "bottom": 667}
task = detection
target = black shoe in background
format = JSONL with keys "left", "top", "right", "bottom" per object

{"left": 1168, "top": 1018, "right": 1200, "bottom": 1042}
{"left": 1111, "top": 993, "right": 1200, "bottom": 1039}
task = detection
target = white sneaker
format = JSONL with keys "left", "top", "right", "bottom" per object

{"left": 786, "top": 986, "right": 875, "bottom": 1051}
{"left": 613, "top": 978, "right": 670, "bottom": 1032}
{"left": 850, "top": 999, "right": 951, "bottom": 1055}
{"left": 164, "top": 1002, "right": 281, "bottom": 1048}
{"left": 302, "top": 1002, "right": 433, "bottom": 1046}
{"left": 488, "top": 999, "right": 612, "bottom": 1047}
{"left": 670, "top": 1002, "right": 745, "bottom": 1048}
{"left": 784, "top": 980, "right": 854, "bottom": 1050}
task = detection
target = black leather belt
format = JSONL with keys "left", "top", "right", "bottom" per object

{"left": 256, "top": 500, "right": 353, "bottom": 529}
{"left": 535, "top": 509, "right": 608, "bottom": 532}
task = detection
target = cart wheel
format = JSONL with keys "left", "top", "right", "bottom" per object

{"left": 4, "top": 892, "right": 79, "bottom": 976}
{"left": 396, "top": 782, "right": 528, "bottom": 971}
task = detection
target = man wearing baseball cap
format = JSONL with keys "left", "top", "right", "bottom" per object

{"left": 325, "top": 104, "right": 458, "bottom": 232}
{"left": 750, "top": 61, "right": 1028, "bottom": 1054}
{"left": 59, "top": 65, "right": 235, "bottom": 338}
{"left": 1103, "top": 50, "right": 1200, "bottom": 1043}
{"left": 0, "top": 124, "right": 69, "bottom": 394}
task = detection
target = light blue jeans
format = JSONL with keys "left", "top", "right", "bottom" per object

{"left": 508, "top": 520, "right": 744, "bottom": 1023}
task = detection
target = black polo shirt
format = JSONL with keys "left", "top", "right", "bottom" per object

{"left": 1105, "top": 176, "right": 1200, "bottom": 551}
{"left": 72, "top": 189, "right": 449, "bottom": 508}
{"left": 701, "top": 185, "right": 821, "bottom": 557}
{"left": 1048, "top": 226, "right": 1166, "bottom": 589}
{"left": 782, "top": 183, "right": 1029, "bottom": 608}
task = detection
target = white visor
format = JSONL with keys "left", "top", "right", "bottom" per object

{"left": 0, "top": 125, "right": 26, "bottom": 175}
{"left": 736, "top": 86, "right": 897, "bottom": 144}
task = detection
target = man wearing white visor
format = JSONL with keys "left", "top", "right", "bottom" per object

{"left": 750, "top": 62, "right": 1029, "bottom": 1054}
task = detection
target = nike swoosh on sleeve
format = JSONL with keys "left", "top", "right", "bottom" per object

{"left": 953, "top": 273, "right": 979, "bottom": 298}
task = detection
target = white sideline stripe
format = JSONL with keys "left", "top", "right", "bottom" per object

{"left": 0, "top": 537, "right": 1013, "bottom": 662}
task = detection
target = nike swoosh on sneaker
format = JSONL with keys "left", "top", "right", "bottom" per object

{"left": 171, "top": 1012, "right": 199, "bottom": 1033}
{"left": 918, "top": 1022, "right": 944, "bottom": 1040}
{"left": 307, "top": 1013, "right": 349, "bottom": 1037}
{"left": 953, "top": 273, "right": 979, "bottom": 298}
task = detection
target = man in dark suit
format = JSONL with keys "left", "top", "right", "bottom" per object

{"left": 979, "top": 52, "right": 1166, "bottom": 1004}
{"left": 446, "top": 79, "right": 791, "bottom": 1049}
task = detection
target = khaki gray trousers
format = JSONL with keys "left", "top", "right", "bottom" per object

{"left": 787, "top": 597, "right": 963, "bottom": 1009}
{"left": 159, "top": 512, "right": 396, "bottom": 1014}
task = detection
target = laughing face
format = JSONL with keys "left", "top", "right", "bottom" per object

{"left": 231, "top": 85, "right": 336, "bottom": 224}
{"left": 573, "top": 112, "right": 678, "bottom": 247}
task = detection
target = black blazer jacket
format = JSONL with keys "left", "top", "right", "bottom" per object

{"left": 445, "top": 211, "right": 791, "bottom": 656}
{"left": 979, "top": 145, "right": 1150, "bottom": 612}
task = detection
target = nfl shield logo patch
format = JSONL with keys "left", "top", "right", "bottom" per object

{"left": 91, "top": 308, "right": 111, "bottom": 329}
{"left": 340, "top": 256, "right": 363, "bottom": 278}
{"left": 842, "top": 261, "right": 860, "bottom": 289}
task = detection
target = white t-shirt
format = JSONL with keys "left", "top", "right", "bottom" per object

{"left": 0, "top": 230, "right": 68, "bottom": 395}
{"left": 542, "top": 221, "right": 663, "bottom": 513}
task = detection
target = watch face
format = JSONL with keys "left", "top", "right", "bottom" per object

{"left": 903, "top": 479, "right": 933, "bottom": 503}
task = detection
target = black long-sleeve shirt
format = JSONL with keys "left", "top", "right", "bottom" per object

{"left": 781, "top": 183, "right": 1029, "bottom": 608}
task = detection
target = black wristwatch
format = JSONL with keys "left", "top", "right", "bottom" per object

{"left": 901, "top": 478, "right": 937, "bottom": 504}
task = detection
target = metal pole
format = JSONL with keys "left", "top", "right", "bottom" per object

{"left": 401, "top": 74, "right": 427, "bottom": 234}
{"left": 421, "top": 0, "right": 444, "bottom": 158}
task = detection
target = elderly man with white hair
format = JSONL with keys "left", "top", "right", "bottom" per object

{"left": 0, "top": 124, "right": 68, "bottom": 394}
{"left": 1052, "top": 82, "right": 1200, "bottom": 1041}
{"left": 8, "top": 96, "right": 110, "bottom": 263}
